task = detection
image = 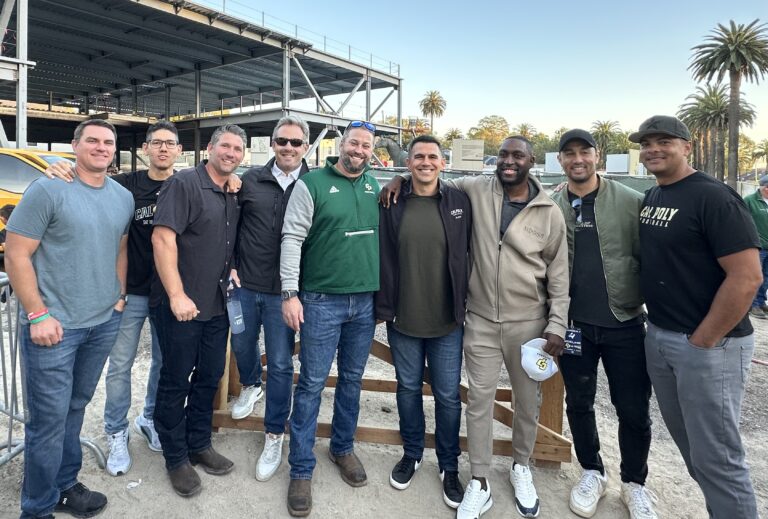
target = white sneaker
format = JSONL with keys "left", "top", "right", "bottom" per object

{"left": 231, "top": 385, "right": 264, "bottom": 419}
{"left": 569, "top": 469, "right": 608, "bottom": 517}
{"left": 510, "top": 463, "right": 540, "bottom": 518}
{"left": 255, "top": 432, "right": 284, "bottom": 481}
{"left": 133, "top": 414, "right": 162, "bottom": 452}
{"left": 621, "top": 482, "right": 659, "bottom": 519}
{"left": 106, "top": 428, "right": 131, "bottom": 476}
{"left": 456, "top": 479, "right": 493, "bottom": 519}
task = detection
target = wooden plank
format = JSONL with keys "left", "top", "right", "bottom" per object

{"left": 211, "top": 411, "right": 571, "bottom": 462}
{"left": 213, "top": 337, "right": 232, "bottom": 412}
{"left": 539, "top": 371, "right": 565, "bottom": 435}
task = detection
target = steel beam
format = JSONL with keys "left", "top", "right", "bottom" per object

{"left": 292, "top": 56, "right": 334, "bottom": 114}
{"left": 16, "top": 0, "right": 28, "bottom": 147}
{"left": 336, "top": 77, "right": 365, "bottom": 115}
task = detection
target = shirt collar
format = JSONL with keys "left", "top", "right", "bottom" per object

{"left": 271, "top": 161, "right": 302, "bottom": 182}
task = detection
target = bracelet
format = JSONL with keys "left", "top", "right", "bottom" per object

{"left": 30, "top": 313, "right": 51, "bottom": 324}
{"left": 27, "top": 308, "right": 49, "bottom": 321}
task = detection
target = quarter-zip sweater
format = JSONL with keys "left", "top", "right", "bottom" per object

{"left": 552, "top": 176, "right": 644, "bottom": 322}
{"left": 235, "top": 157, "right": 309, "bottom": 294}
{"left": 281, "top": 157, "right": 380, "bottom": 293}
{"left": 449, "top": 174, "right": 570, "bottom": 338}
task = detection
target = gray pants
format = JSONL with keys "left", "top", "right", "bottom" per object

{"left": 645, "top": 320, "right": 758, "bottom": 519}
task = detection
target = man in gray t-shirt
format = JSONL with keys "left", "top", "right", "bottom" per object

{"left": 5, "top": 119, "right": 132, "bottom": 519}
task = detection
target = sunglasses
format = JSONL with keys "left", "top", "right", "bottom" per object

{"left": 571, "top": 198, "right": 583, "bottom": 224}
{"left": 273, "top": 137, "right": 306, "bottom": 147}
{"left": 346, "top": 121, "right": 376, "bottom": 133}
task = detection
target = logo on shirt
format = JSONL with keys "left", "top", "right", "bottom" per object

{"left": 640, "top": 205, "right": 679, "bottom": 228}
{"left": 365, "top": 183, "right": 374, "bottom": 192}
{"left": 524, "top": 225, "right": 544, "bottom": 240}
{"left": 135, "top": 204, "right": 156, "bottom": 224}
{"left": 450, "top": 208, "right": 464, "bottom": 219}
{"left": 329, "top": 186, "right": 340, "bottom": 194}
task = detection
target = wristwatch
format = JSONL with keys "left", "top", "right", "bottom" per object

{"left": 281, "top": 290, "right": 298, "bottom": 301}
{"left": 119, "top": 294, "right": 128, "bottom": 303}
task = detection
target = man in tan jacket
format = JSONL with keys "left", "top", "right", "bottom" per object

{"left": 381, "top": 135, "right": 569, "bottom": 518}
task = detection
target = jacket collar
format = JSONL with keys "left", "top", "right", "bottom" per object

{"left": 253, "top": 157, "right": 310, "bottom": 182}
{"left": 492, "top": 174, "right": 554, "bottom": 207}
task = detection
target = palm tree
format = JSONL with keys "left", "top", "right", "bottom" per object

{"left": 419, "top": 90, "right": 446, "bottom": 134}
{"left": 689, "top": 19, "right": 768, "bottom": 187}
{"left": 442, "top": 128, "right": 464, "bottom": 148}
{"left": 591, "top": 120, "right": 620, "bottom": 169}
{"left": 754, "top": 139, "right": 768, "bottom": 164}
{"left": 678, "top": 83, "right": 756, "bottom": 180}
{"left": 513, "top": 123, "right": 537, "bottom": 139}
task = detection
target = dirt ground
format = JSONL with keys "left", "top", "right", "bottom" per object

{"left": 1, "top": 317, "right": 766, "bottom": 519}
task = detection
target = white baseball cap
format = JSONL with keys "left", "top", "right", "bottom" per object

{"left": 521, "top": 337, "right": 559, "bottom": 382}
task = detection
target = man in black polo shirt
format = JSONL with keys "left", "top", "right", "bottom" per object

{"left": 151, "top": 124, "right": 244, "bottom": 497}
{"left": 633, "top": 115, "right": 760, "bottom": 519}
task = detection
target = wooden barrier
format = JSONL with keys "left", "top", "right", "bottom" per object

{"left": 213, "top": 333, "right": 572, "bottom": 466}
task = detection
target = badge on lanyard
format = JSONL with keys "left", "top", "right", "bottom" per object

{"left": 564, "top": 326, "right": 582, "bottom": 356}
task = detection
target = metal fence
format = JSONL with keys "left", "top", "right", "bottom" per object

{"left": 0, "top": 274, "right": 106, "bottom": 470}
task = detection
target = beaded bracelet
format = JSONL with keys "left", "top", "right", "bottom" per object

{"left": 30, "top": 313, "right": 51, "bottom": 324}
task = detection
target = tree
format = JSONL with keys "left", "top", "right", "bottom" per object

{"left": 690, "top": 19, "right": 768, "bottom": 187}
{"left": 678, "top": 83, "right": 756, "bottom": 180}
{"left": 419, "top": 90, "right": 446, "bottom": 134}
{"left": 738, "top": 134, "right": 756, "bottom": 175}
{"left": 591, "top": 120, "right": 620, "bottom": 169}
{"left": 531, "top": 132, "right": 558, "bottom": 165}
{"left": 442, "top": 128, "right": 464, "bottom": 148}
{"left": 468, "top": 115, "right": 510, "bottom": 156}
{"left": 753, "top": 139, "right": 768, "bottom": 165}
{"left": 513, "top": 123, "right": 537, "bottom": 139}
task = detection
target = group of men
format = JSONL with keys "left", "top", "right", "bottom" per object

{"left": 5, "top": 112, "right": 760, "bottom": 519}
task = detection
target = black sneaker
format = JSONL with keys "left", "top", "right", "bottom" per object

{"left": 55, "top": 482, "right": 108, "bottom": 518}
{"left": 389, "top": 455, "right": 421, "bottom": 490}
{"left": 440, "top": 470, "right": 464, "bottom": 509}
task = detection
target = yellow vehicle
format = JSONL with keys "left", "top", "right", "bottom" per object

{"left": 0, "top": 148, "right": 75, "bottom": 210}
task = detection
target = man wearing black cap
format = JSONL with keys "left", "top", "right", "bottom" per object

{"left": 632, "top": 115, "right": 760, "bottom": 519}
{"left": 551, "top": 129, "right": 655, "bottom": 519}
{"left": 743, "top": 175, "right": 768, "bottom": 319}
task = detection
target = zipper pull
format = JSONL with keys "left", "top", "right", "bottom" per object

{"left": 498, "top": 240, "right": 503, "bottom": 250}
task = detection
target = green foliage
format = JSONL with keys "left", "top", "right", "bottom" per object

{"left": 468, "top": 115, "right": 510, "bottom": 156}
{"left": 419, "top": 90, "right": 447, "bottom": 134}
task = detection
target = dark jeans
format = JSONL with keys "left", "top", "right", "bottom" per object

{"left": 386, "top": 323, "right": 463, "bottom": 472}
{"left": 230, "top": 287, "right": 295, "bottom": 434}
{"left": 752, "top": 249, "right": 768, "bottom": 307}
{"left": 151, "top": 301, "right": 229, "bottom": 470}
{"left": 560, "top": 322, "right": 652, "bottom": 484}
{"left": 20, "top": 310, "right": 122, "bottom": 518}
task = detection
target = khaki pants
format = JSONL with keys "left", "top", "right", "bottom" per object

{"left": 463, "top": 311, "right": 545, "bottom": 477}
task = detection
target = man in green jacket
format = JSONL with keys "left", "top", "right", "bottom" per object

{"left": 551, "top": 129, "right": 657, "bottom": 519}
{"left": 743, "top": 175, "right": 768, "bottom": 319}
{"left": 280, "top": 121, "right": 380, "bottom": 517}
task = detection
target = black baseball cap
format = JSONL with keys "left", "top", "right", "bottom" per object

{"left": 558, "top": 129, "right": 597, "bottom": 151}
{"left": 629, "top": 115, "right": 691, "bottom": 143}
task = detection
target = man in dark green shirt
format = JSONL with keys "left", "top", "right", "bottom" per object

{"left": 375, "top": 135, "right": 472, "bottom": 510}
{"left": 743, "top": 175, "right": 768, "bottom": 319}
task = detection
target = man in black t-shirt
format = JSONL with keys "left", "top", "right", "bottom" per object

{"left": 375, "top": 135, "right": 471, "bottom": 510}
{"left": 551, "top": 129, "right": 656, "bottom": 519}
{"left": 633, "top": 115, "right": 760, "bottom": 519}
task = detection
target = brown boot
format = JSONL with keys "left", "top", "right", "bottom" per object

{"left": 287, "top": 478, "right": 312, "bottom": 517}
{"left": 189, "top": 447, "right": 234, "bottom": 475}
{"left": 328, "top": 450, "right": 367, "bottom": 487}
{"left": 168, "top": 462, "right": 202, "bottom": 497}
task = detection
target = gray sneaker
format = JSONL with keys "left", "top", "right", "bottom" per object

{"left": 749, "top": 306, "right": 767, "bottom": 320}
{"left": 106, "top": 429, "right": 131, "bottom": 476}
{"left": 134, "top": 414, "right": 162, "bottom": 452}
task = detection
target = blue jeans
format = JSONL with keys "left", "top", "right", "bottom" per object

{"left": 288, "top": 292, "right": 375, "bottom": 479}
{"left": 151, "top": 301, "right": 229, "bottom": 470}
{"left": 20, "top": 310, "right": 123, "bottom": 518}
{"left": 752, "top": 249, "right": 768, "bottom": 307}
{"left": 104, "top": 294, "right": 162, "bottom": 434}
{"left": 230, "top": 287, "right": 295, "bottom": 434}
{"left": 386, "top": 323, "right": 463, "bottom": 472}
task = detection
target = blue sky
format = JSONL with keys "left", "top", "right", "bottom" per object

{"left": 244, "top": 0, "right": 768, "bottom": 142}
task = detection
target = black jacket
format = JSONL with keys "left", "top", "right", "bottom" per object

{"left": 375, "top": 178, "right": 472, "bottom": 326}
{"left": 235, "top": 157, "right": 310, "bottom": 294}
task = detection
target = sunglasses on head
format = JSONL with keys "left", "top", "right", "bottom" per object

{"left": 273, "top": 137, "right": 306, "bottom": 147}
{"left": 346, "top": 121, "right": 376, "bottom": 133}
{"left": 571, "top": 198, "right": 583, "bottom": 223}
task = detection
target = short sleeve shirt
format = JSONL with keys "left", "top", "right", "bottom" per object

{"left": 7, "top": 176, "right": 133, "bottom": 327}
{"left": 151, "top": 162, "right": 240, "bottom": 320}
{"left": 639, "top": 172, "right": 759, "bottom": 336}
